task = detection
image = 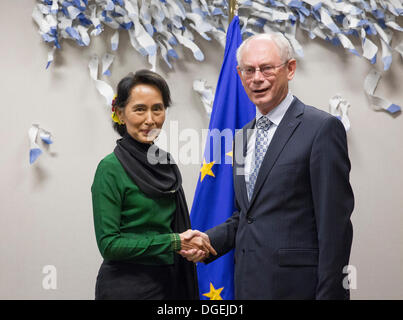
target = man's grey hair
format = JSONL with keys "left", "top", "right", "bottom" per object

{"left": 236, "top": 33, "right": 294, "bottom": 66}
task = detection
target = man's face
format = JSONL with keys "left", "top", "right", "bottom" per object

{"left": 237, "top": 39, "right": 296, "bottom": 114}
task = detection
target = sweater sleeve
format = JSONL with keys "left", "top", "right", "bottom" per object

{"left": 91, "top": 160, "right": 181, "bottom": 263}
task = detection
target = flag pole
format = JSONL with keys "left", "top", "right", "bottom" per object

{"left": 229, "top": 0, "right": 238, "bottom": 23}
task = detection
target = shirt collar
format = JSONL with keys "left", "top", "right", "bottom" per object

{"left": 255, "top": 92, "right": 294, "bottom": 126}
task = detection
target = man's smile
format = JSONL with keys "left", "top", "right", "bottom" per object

{"left": 252, "top": 87, "right": 270, "bottom": 94}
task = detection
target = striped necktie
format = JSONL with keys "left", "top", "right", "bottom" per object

{"left": 247, "top": 116, "right": 272, "bottom": 200}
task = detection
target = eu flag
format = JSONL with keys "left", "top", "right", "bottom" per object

{"left": 190, "top": 16, "right": 255, "bottom": 300}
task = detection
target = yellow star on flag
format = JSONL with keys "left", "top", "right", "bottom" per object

{"left": 226, "top": 150, "right": 233, "bottom": 166}
{"left": 200, "top": 159, "right": 215, "bottom": 182}
{"left": 203, "top": 282, "right": 224, "bottom": 300}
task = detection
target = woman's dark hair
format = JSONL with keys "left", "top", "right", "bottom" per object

{"left": 113, "top": 69, "right": 172, "bottom": 137}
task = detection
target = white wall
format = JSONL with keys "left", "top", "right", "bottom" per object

{"left": 1, "top": 2, "right": 402, "bottom": 299}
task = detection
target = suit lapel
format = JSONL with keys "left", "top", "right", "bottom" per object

{"left": 234, "top": 118, "right": 255, "bottom": 212}
{"left": 247, "top": 98, "right": 305, "bottom": 212}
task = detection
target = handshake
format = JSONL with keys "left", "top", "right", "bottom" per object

{"left": 178, "top": 230, "right": 217, "bottom": 263}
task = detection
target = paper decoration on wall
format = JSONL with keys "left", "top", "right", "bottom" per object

{"left": 237, "top": 0, "right": 403, "bottom": 72}
{"left": 364, "top": 69, "right": 401, "bottom": 114}
{"left": 39, "top": 129, "right": 54, "bottom": 145}
{"left": 101, "top": 53, "right": 115, "bottom": 76}
{"left": 88, "top": 54, "right": 115, "bottom": 105}
{"left": 33, "top": 1, "right": 402, "bottom": 113}
{"left": 28, "top": 124, "right": 53, "bottom": 164}
{"left": 193, "top": 79, "right": 214, "bottom": 116}
{"left": 329, "top": 94, "right": 351, "bottom": 131}
{"left": 28, "top": 124, "right": 43, "bottom": 164}
{"left": 32, "top": 0, "right": 228, "bottom": 71}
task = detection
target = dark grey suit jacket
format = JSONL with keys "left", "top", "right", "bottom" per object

{"left": 205, "top": 97, "right": 354, "bottom": 300}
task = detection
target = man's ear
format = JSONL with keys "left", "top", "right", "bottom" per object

{"left": 287, "top": 59, "right": 297, "bottom": 81}
{"left": 236, "top": 66, "right": 242, "bottom": 79}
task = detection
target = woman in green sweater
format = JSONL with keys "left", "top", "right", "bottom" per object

{"left": 91, "top": 70, "right": 216, "bottom": 300}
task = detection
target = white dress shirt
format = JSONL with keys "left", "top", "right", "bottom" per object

{"left": 244, "top": 92, "right": 295, "bottom": 186}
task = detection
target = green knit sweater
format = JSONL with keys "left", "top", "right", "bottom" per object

{"left": 91, "top": 153, "right": 181, "bottom": 265}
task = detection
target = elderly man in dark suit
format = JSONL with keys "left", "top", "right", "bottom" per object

{"left": 181, "top": 33, "right": 354, "bottom": 300}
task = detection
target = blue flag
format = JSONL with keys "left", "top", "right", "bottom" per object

{"left": 190, "top": 16, "right": 255, "bottom": 300}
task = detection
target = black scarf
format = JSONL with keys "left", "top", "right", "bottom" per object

{"left": 114, "top": 133, "right": 199, "bottom": 300}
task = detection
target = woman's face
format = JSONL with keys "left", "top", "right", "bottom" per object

{"left": 117, "top": 84, "right": 166, "bottom": 144}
